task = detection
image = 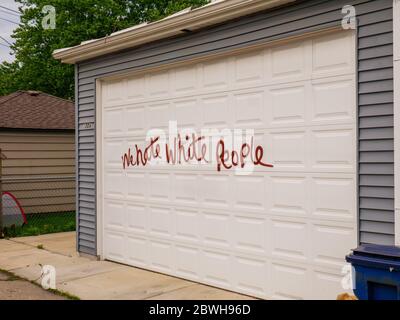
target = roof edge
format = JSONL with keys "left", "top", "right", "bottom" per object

{"left": 53, "top": 0, "right": 295, "bottom": 64}
{"left": 0, "top": 91, "right": 24, "bottom": 106}
{"left": 0, "top": 126, "right": 75, "bottom": 131}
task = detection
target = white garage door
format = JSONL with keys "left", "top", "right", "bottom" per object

{"left": 99, "top": 30, "right": 357, "bottom": 300}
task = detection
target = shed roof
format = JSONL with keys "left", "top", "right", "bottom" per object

{"left": 53, "top": 0, "right": 294, "bottom": 64}
{"left": 0, "top": 91, "right": 74, "bottom": 130}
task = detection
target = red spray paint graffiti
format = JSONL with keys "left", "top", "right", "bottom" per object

{"left": 121, "top": 134, "right": 273, "bottom": 172}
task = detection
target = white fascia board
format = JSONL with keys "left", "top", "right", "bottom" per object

{"left": 393, "top": 0, "right": 400, "bottom": 245}
{"left": 53, "top": 0, "right": 295, "bottom": 64}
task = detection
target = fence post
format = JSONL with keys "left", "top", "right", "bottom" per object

{"left": 0, "top": 149, "right": 4, "bottom": 238}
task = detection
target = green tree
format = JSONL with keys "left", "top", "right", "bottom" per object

{"left": 0, "top": 0, "right": 209, "bottom": 99}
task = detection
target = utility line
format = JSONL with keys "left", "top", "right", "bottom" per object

{"left": 0, "top": 5, "right": 20, "bottom": 14}
{"left": 0, "top": 16, "right": 19, "bottom": 25}
{"left": 0, "top": 8, "right": 20, "bottom": 17}
{"left": 0, "top": 36, "right": 11, "bottom": 46}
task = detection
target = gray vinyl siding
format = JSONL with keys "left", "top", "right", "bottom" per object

{"left": 357, "top": 0, "right": 394, "bottom": 246}
{"left": 75, "top": 0, "right": 395, "bottom": 255}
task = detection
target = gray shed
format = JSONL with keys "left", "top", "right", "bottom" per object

{"left": 54, "top": 0, "right": 400, "bottom": 299}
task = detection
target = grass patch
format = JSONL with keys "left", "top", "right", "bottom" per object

{"left": 3, "top": 212, "right": 75, "bottom": 238}
{"left": 0, "top": 268, "right": 80, "bottom": 300}
{"left": 0, "top": 269, "right": 21, "bottom": 281}
{"left": 47, "top": 288, "right": 80, "bottom": 300}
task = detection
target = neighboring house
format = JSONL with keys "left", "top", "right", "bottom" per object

{"left": 0, "top": 90, "right": 75, "bottom": 214}
{"left": 54, "top": 0, "right": 398, "bottom": 299}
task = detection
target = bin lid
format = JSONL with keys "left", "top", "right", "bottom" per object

{"left": 346, "top": 244, "right": 400, "bottom": 271}
{"left": 353, "top": 244, "right": 400, "bottom": 259}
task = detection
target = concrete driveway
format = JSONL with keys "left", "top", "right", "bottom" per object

{"left": 0, "top": 270, "right": 66, "bottom": 300}
{"left": 0, "top": 232, "right": 254, "bottom": 300}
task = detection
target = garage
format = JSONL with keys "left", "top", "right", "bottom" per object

{"left": 97, "top": 29, "right": 357, "bottom": 300}
{"left": 54, "top": 0, "right": 396, "bottom": 300}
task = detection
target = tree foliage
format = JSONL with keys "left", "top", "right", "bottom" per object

{"left": 0, "top": 0, "right": 209, "bottom": 99}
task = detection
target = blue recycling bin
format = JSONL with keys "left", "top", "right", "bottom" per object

{"left": 346, "top": 244, "right": 400, "bottom": 300}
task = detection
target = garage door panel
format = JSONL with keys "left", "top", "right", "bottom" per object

{"left": 103, "top": 214, "right": 355, "bottom": 300}
{"left": 232, "top": 175, "right": 265, "bottom": 210}
{"left": 173, "top": 65, "right": 198, "bottom": 94}
{"left": 103, "top": 203, "right": 355, "bottom": 258}
{"left": 234, "top": 50, "right": 265, "bottom": 85}
{"left": 175, "top": 245, "right": 201, "bottom": 280}
{"left": 127, "top": 76, "right": 146, "bottom": 101}
{"left": 103, "top": 79, "right": 125, "bottom": 104}
{"left": 126, "top": 204, "right": 146, "bottom": 233}
{"left": 233, "top": 90, "right": 264, "bottom": 128}
{"left": 126, "top": 172, "right": 147, "bottom": 201}
{"left": 100, "top": 31, "right": 355, "bottom": 109}
{"left": 175, "top": 173, "right": 198, "bottom": 205}
{"left": 311, "top": 76, "right": 355, "bottom": 124}
{"left": 103, "top": 171, "right": 356, "bottom": 224}
{"left": 175, "top": 208, "right": 199, "bottom": 243}
{"left": 147, "top": 71, "right": 170, "bottom": 97}
{"left": 268, "top": 129, "right": 306, "bottom": 169}
{"left": 310, "top": 126, "right": 355, "bottom": 172}
{"left": 233, "top": 256, "right": 268, "bottom": 297}
{"left": 104, "top": 232, "right": 126, "bottom": 262}
{"left": 201, "top": 95, "right": 231, "bottom": 128}
{"left": 175, "top": 99, "right": 200, "bottom": 129}
{"left": 232, "top": 215, "right": 268, "bottom": 254}
{"left": 270, "top": 40, "right": 310, "bottom": 81}
{"left": 312, "top": 31, "right": 355, "bottom": 77}
{"left": 311, "top": 268, "right": 346, "bottom": 300}
{"left": 105, "top": 81, "right": 356, "bottom": 140}
{"left": 149, "top": 206, "right": 173, "bottom": 239}
{"left": 104, "top": 170, "right": 125, "bottom": 199}
{"left": 202, "top": 59, "right": 230, "bottom": 90}
{"left": 103, "top": 172, "right": 356, "bottom": 222}
{"left": 125, "top": 106, "right": 146, "bottom": 135}
{"left": 148, "top": 173, "right": 172, "bottom": 201}
{"left": 149, "top": 240, "right": 174, "bottom": 273}
{"left": 271, "top": 218, "right": 308, "bottom": 262}
{"left": 310, "top": 176, "right": 356, "bottom": 221}
{"left": 310, "top": 222, "right": 356, "bottom": 268}
{"left": 103, "top": 108, "right": 124, "bottom": 137}
{"left": 101, "top": 31, "right": 357, "bottom": 299}
{"left": 201, "top": 250, "right": 232, "bottom": 288}
{"left": 267, "top": 175, "right": 308, "bottom": 217}
{"left": 126, "top": 236, "right": 148, "bottom": 267}
{"left": 104, "top": 200, "right": 125, "bottom": 231}
{"left": 202, "top": 211, "right": 230, "bottom": 248}
{"left": 200, "top": 174, "right": 231, "bottom": 208}
{"left": 268, "top": 83, "right": 307, "bottom": 127}
{"left": 103, "top": 139, "right": 124, "bottom": 168}
{"left": 147, "top": 102, "right": 173, "bottom": 130}
{"left": 270, "top": 262, "right": 310, "bottom": 300}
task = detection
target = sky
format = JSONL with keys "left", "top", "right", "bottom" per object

{"left": 0, "top": 0, "right": 20, "bottom": 63}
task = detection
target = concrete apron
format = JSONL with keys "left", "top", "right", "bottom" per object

{"left": 0, "top": 232, "right": 254, "bottom": 300}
